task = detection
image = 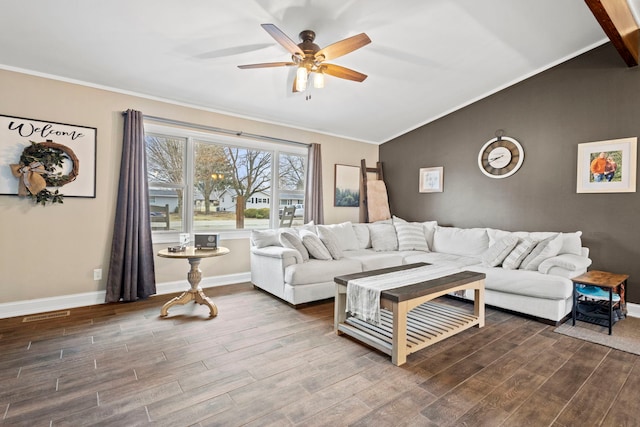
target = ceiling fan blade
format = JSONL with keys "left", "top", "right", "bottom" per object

{"left": 315, "top": 33, "right": 371, "bottom": 61}
{"left": 196, "top": 43, "right": 274, "bottom": 60}
{"left": 238, "top": 62, "right": 296, "bottom": 69}
{"left": 261, "top": 23, "right": 304, "bottom": 57}
{"left": 321, "top": 64, "right": 368, "bottom": 82}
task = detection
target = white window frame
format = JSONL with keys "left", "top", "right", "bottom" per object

{"left": 144, "top": 123, "right": 307, "bottom": 243}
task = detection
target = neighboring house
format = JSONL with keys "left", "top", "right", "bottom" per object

{"left": 148, "top": 189, "right": 179, "bottom": 212}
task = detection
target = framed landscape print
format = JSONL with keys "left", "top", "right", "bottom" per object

{"left": 576, "top": 137, "right": 636, "bottom": 193}
{"left": 334, "top": 164, "right": 360, "bottom": 207}
{"left": 0, "top": 114, "right": 97, "bottom": 198}
{"left": 419, "top": 167, "right": 443, "bottom": 193}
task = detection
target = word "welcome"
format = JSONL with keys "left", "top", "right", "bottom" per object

{"left": 8, "top": 121, "right": 85, "bottom": 141}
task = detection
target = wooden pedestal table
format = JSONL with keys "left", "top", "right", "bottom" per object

{"left": 157, "top": 246, "right": 229, "bottom": 318}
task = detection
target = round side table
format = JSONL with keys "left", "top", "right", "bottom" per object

{"left": 157, "top": 246, "right": 230, "bottom": 318}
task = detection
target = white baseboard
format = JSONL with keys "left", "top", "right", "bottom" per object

{"left": 626, "top": 302, "right": 640, "bottom": 318}
{"left": 0, "top": 272, "right": 251, "bottom": 320}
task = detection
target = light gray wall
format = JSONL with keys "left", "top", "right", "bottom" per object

{"left": 380, "top": 43, "right": 640, "bottom": 303}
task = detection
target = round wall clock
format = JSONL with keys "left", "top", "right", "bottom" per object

{"left": 477, "top": 135, "right": 524, "bottom": 179}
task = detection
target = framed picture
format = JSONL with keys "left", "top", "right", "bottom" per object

{"left": 334, "top": 164, "right": 360, "bottom": 207}
{"left": 576, "top": 137, "right": 637, "bottom": 193}
{"left": 419, "top": 167, "right": 443, "bottom": 193}
{"left": 0, "top": 114, "right": 97, "bottom": 198}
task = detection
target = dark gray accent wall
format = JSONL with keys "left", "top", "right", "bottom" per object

{"left": 380, "top": 43, "right": 640, "bottom": 303}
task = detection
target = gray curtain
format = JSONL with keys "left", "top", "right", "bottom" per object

{"left": 105, "top": 109, "right": 156, "bottom": 302}
{"left": 304, "top": 143, "right": 324, "bottom": 224}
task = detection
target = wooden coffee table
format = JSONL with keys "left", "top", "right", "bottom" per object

{"left": 334, "top": 263, "right": 485, "bottom": 366}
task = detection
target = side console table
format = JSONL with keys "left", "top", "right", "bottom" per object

{"left": 572, "top": 270, "right": 628, "bottom": 335}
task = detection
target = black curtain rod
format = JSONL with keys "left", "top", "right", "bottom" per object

{"left": 121, "top": 111, "right": 310, "bottom": 148}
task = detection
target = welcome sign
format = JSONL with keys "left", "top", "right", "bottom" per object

{"left": 0, "top": 114, "right": 97, "bottom": 198}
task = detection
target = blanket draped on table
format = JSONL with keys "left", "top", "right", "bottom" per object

{"left": 346, "top": 265, "right": 461, "bottom": 325}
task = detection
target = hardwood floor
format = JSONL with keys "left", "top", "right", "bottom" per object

{"left": 1, "top": 283, "right": 638, "bottom": 426}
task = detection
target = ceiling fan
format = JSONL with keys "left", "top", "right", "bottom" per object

{"left": 238, "top": 24, "right": 371, "bottom": 93}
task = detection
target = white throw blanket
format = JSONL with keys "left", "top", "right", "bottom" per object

{"left": 346, "top": 265, "right": 461, "bottom": 325}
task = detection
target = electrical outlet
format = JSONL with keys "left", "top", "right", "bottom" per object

{"left": 93, "top": 269, "right": 102, "bottom": 280}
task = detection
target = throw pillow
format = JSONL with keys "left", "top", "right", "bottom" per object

{"left": 481, "top": 235, "right": 519, "bottom": 267}
{"left": 394, "top": 223, "right": 429, "bottom": 251}
{"left": 352, "top": 223, "right": 371, "bottom": 249}
{"left": 502, "top": 237, "right": 537, "bottom": 270}
{"left": 369, "top": 223, "right": 399, "bottom": 251}
{"left": 560, "top": 231, "right": 582, "bottom": 255}
{"left": 520, "top": 234, "right": 563, "bottom": 271}
{"left": 316, "top": 226, "right": 343, "bottom": 260}
{"left": 422, "top": 221, "right": 438, "bottom": 250}
{"left": 299, "top": 230, "right": 332, "bottom": 260}
{"left": 279, "top": 230, "right": 309, "bottom": 262}
{"left": 251, "top": 229, "right": 280, "bottom": 248}
{"left": 320, "top": 222, "right": 359, "bottom": 251}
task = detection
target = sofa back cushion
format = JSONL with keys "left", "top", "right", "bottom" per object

{"left": 369, "top": 223, "right": 399, "bottom": 251}
{"left": 432, "top": 226, "right": 489, "bottom": 256}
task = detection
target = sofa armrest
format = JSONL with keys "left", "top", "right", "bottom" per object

{"left": 251, "top": 245, "right": 302, "bottom": 264}
{"left": 538, "top": 253, "right": 592, "bottom": 276}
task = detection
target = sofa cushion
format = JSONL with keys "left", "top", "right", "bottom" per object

{"left": 467, "top": 265, "right": 573, "bottom": 300}
{"left": 369, "top": 223, "right": 399, "bottom": 251}
{"left": 482, "top": 235, "right": 519, "bottom": 267}
{"left": 402, "top": 251, "right": 482, "bottom": 268}
{"left": 285, "top": 258, "right": 363, "bottom": 286}
{"left": 319, "top": 222, "right": 359, "bottom": 251}
{"left": 352, "top": 223, "right": 372, "bottom": 249}
{"left": 520, "top": 234, "right": 563, "bottom": 271}
{"left": 279, "top": 230, "right": 309, "bottom": 262}
{"left": 394, "top": 222, "right": 429, "bottom": 251}
{"left": 343, "top": 249, "right": 405, "bottom": 271}
{"left": 251, "top": 229, "right": 281, "bottom": 248}
{"left": 316, "top": 226, "right": 343, "bottom": 260}
{"left": 502, "top": 238, "right": 536, "bottom": 270}
{"left": 432, "top": 226, "right": 489, "bottom": 256}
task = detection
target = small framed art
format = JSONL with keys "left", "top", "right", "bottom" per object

{"left": 419, "top": 167, "right": 443, "bottom": 193}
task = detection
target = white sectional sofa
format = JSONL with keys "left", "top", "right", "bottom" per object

{"left": 249, "top": 218, "right": 592, "bottom": 324}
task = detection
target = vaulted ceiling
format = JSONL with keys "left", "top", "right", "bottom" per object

{"left": 1, "top": 1, "right": 638, "bottom": 144}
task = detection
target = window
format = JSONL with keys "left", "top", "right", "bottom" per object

{"left": 145, "top": 123, "right": 307, "bottom": 241}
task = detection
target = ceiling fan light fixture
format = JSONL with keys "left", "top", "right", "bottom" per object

{"left": 313, "top": 72, "right": 325, "bottom": 89}
{"left": 296, "top": 66, "right": 308, "bottom": 91}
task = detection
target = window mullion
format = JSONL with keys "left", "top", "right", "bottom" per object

{"left": 185, "top": 136, "right": 195, "bottom": 235}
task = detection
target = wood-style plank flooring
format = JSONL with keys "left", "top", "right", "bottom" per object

{"left": 1, "top": 283, "right": 639, "bottom": 426}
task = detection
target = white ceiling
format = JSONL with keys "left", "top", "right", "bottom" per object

{"left": 0, "top": 1, "right": 626, "bottom": 144}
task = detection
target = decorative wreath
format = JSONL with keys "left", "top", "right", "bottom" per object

{"left": 9, "top": 140, "right": 79, "bottom": 205}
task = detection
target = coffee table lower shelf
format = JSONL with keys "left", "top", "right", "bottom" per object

{"left": 337, "top": 301, "right": 481, "bottom": 361}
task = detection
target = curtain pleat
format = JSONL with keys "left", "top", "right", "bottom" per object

{"left": 105, "top": 109, "right": 156, "bottom": 302}
{"left": 304, "top": 143, "right": 324, "bottom": 225}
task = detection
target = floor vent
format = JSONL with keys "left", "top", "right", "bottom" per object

{"left": 22, "top": 311, "right": 70, "bottom": 323}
